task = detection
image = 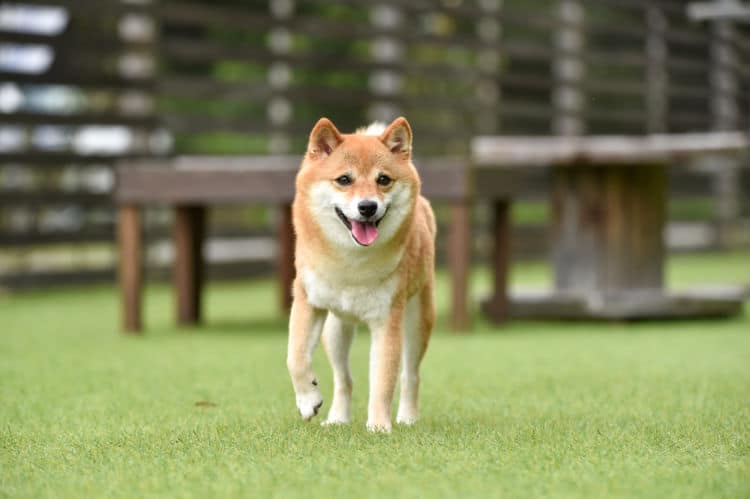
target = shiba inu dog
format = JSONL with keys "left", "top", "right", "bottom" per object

{"left": 286, "top": 117, "right": 436, "bottom": 432}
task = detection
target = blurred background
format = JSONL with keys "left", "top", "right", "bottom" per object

{"left": 1, "top": 0, "right": 749, "bottom": 289}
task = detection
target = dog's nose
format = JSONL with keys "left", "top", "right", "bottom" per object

{"left": 358, "top": 200, "right": 378, "bottom": 218}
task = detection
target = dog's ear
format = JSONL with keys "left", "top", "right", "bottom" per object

{"left": 308, "top": 118, "right": 343, "bottom": 160}
{"left": 379, "top": 117, "right": 412, "bottom": 158}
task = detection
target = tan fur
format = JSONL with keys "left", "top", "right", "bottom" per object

{"left": 286, "top": 117, "right": 436, "bottom": 432}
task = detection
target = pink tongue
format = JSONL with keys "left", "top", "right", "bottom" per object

{"left": 350, "top": 220, "right": 379, "bottom": 245}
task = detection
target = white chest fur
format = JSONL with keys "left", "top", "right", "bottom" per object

{"left": 302, "top": 268, "right": 398, "bottom": 326}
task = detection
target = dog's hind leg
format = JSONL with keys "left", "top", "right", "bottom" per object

{"left": 397, "top": 284, "right": 435, "bottom": 425}
{"left": 321, "top": 312, "right": 355, "bottom": 425}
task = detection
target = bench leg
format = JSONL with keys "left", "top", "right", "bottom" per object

{"left": 118, "top": 205, "right": 143, "bottom": 333}
{"left": 278, "top": 203, "right": 295, "bottom": 312}
{"left": 174, "top": 205, "right": 205, "bottom": 326}
{"left": 482, "top": 199, "right": 511, "bottom": 323}
{"left": 448, "top": 200, "right": 470, "bottom": 331}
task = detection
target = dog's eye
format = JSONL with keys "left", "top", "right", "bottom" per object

{"left": 376, "top": 174, "right": 392, "bottom": 186}
{"left": 335, "top": 175, "right": 352, "bottom": 186}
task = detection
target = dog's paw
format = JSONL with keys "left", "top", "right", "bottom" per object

{"left": 396, "top": 406, "right": 418, "bottom": 425}
{"left": 321, "top": 417, "right": 350, "bottom": 427}
{"left": 296, "top": 389, "right": 323, "bottom": 421}
{"left": 396, "top": 415, "right": 418, "bottom": 426}
{"left": 366, "top": 420, "right": 392, "bottom": 433}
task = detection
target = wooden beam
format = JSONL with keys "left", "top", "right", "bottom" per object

{"left": 116, "top": 156, "right": 469, "bottom": 203}
{"left": 688, "top": 1, "right": 750, "bottom": 21}
{"left": 173, "top": 205, "right": 205, "bottom": 326}
{"left": 448, "top": 200, "right": 471, "bottom": 332}
{"left": 117, "top": 205, "right": 143, "bottom": 333}
{"left": 472, "top": 132, "right": 750, "bottom": 167}
{"left": 481, "top": 200, "right": 511, "bottom": 323}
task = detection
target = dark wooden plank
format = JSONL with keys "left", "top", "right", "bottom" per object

{"left": 277, "top": 204, "right": 295, "bottom": 312}
{"left": 448, "top": 200, "right": 471, "bottom": 331}
{"left": 117, "top": 205, "right": 142, "bottom": 333}
{"left": 162, "top": 37, "right": 535, "bottom": 81}
{"left": 0, "top": 229, "right": 114, "bottom": 246}
{"left": 0, "top": 191, "right": 111, "bottom": 206}
{"left": 4, "top": 111, "right": 157, "bottom": 127}
{"left": 0, "top": 71, "right": 155, "bottom": 90}
{"left": 18, "top": 0, "right": 153, "bottom": 14}
{"left": 481, "top": 199, "right": 511, "bottom": 323}
{"left": 173, "top": 205, "right": 205, "bottom": 326}
{"left": 1, "top": 31, "right": 154, "bottom": 50}
{"left": 0, "top": 152, "right": 151, "bottom": 165}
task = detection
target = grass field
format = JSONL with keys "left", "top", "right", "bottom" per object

{"left": 2, "top": 252, "right": 749, "bottom": 498}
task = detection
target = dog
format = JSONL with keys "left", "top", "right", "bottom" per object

{"left": 286, "top": 117, "right": 436, "bottom": 432}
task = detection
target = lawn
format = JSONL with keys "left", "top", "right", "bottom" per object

{"left": 2, "top": 252, "right": 749, "bottom": 498}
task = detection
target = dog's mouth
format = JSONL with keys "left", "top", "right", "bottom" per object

{"left": 335, "top": 207, "right": 386, "bottom": 246}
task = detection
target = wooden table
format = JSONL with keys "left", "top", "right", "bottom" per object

{"left": 115, "top": 155, "right": 472, "bottom": 333}
{"left": 472, "top": 132, "right": 749, "bottom": 321}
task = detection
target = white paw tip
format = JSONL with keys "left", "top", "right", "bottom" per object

{"left": 366, "top": 422, "right": 392, "bottom": 433}
{"left": 321, "top": 418, "right": 350, "bottom": 426}
{"left": 296, "top": 392, "right": 323, "bottom": 421}
{"left": 396, "top": 416, "right": 418, "bottom": 425}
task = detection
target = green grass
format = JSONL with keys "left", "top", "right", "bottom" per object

{"left": 2, "top": 252, "right": 749, "bottom": 498}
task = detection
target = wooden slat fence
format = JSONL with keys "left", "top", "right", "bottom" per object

{"left": 1, "top": 0, "right": 748, "bottom": 287}
{"left": 0, "top": 0, "right": 160, "bottom": 286}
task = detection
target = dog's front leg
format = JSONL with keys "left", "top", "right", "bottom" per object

{"left": 287, "top": 289, "right": 326, "bottom": 421}
{"left": 366, "top": 308, "right": 404, "bottom": 433}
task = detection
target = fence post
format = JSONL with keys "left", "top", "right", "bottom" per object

{"left": 268, "top": 0, "right": 296, "bottom": 313}
{"left": 368, "top": 3, "right": 404, "bottom": 123}
{"left": 268, "top": 0, "right": 294, "bottom": 155}
{"left": 646, "top": 5, "right": 668, "bottom": 134}
{"left": 552, "top": 0, "right": 585, "bottom": 136}
{"left": 710, "top": 20, "right": 741, "bottom": 247}
{"left": 118, "top": 205, "right": 143, "bottom": 333}
{"left": 475, "top": 0, "right": 501, "bottom": 135}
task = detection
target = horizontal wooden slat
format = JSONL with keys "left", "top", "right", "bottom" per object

{"left": 115, "top": 154, "right": 470, "bottom": 204}
{"left": 12, "top": 0, "right": 153, "bottom": 15}
{"left": 472, "top": 132, "right": 750, "bottom": 167}
{"left": 1, "top": 30, "right": 154, "bottom": 50}
{"left": 0, "top": 229, "right": 114, "bottom": 246}
{"left": 0, "top": 191, "right": 110, "bottom": 206}
{"left": 3, "top": 111, "right": 157, "bottom": 127}
{"left": 0, "top": 152, "right": 152, "bottom": 165}
{"left": 116, "top": 156, "right": 299, "bottom": 203}
{"left": 0, "top": 71, "right": 155, "bottom": 90}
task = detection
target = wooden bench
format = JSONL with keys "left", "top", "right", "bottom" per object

{"left": 473, "top": 132, "right": 749, "bottom": 321}
{"left": 115, "top": 155, "right": 471, "bottom": 333}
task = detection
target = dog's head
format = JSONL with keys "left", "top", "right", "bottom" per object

{"left": 296, "top": 117, "right": 419, "bottom": 249}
